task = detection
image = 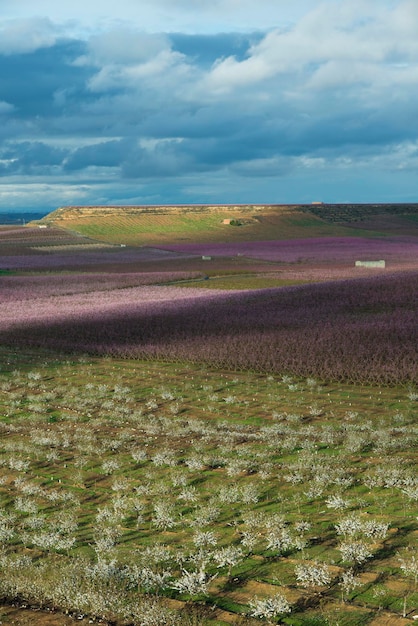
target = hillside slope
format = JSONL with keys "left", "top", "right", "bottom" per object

{"left": 37, "top": 203, "right": 418, "bottom": 245}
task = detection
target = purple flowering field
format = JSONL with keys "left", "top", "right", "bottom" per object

{"left": 1, "top": 271, "right": 417, "bottom": 384}
{"left": 0, "top": 272, "right": 203, "bottom": 302}
{"left": 161, "top": 235, "right": 418, "bottom": 264}
{"left": 1, "top": 223, "right": 417, "bottom": 384}
{"left": 0, "top": 246, "right": 192, "bottom": 270}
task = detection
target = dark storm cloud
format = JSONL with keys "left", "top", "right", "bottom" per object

{"left": 0, "top": 40, "right": 93, "bottom": 119}
{"left": 170, "top": 32, "right": 264, "bottom": 66}
{"left": 63, "top": 139, "right": 131, "bottom": 171}
{"left": 121, "top": 140, "right": 195, "bottom": 179}
{"left": 0, "top": 141, "right": 67, "bottom": 174}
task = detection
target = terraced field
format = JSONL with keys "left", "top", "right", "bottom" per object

{"left": 37, "top": 204, "right": 375, "bottom": 245}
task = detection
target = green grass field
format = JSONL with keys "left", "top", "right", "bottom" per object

{"left": 40, "top": 206, "right": 378, "bottom": 246}
{"left": 177, "top": 275, "right": 310, "bottom": 289}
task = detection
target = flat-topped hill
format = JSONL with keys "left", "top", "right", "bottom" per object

{"left": 36, "top": 203, "right": 418, "bottom": 245}
{"left": 43, "top": 203, "right": 283, "bottom": 219}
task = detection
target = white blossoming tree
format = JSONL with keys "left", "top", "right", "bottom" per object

{"left": 249, "top": 592, "right": 291, "bottom": 624}
{"left": 295, "top": 562, "right": 332, "bottom": 591}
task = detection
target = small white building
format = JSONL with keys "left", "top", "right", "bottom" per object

{"left": 355, "top": 260, "right": 385, "bottom": 268}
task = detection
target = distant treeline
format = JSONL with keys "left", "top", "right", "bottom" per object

{"left": 298, "top": 203, "right": 418, "bottom": 223}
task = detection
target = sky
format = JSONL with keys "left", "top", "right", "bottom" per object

{"left": 0, "top": 0, "right": 418, "bottom": 213}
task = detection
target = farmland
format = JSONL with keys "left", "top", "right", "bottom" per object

{"left": 36, "top": 203, "right": 418, "bottom": 245}
{"left": 32, "top": 205, "right": 382, "bottom": 246}
{"left": 1, "top": 273, "right": 417, "bottom": 385}
{"left": 0, "top": 204, "right": 417, "bottom": 625}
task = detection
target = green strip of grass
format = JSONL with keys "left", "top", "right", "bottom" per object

{"left": 178, "top": 275, "right": 310, "bottom": 289}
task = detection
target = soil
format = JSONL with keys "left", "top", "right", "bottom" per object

{"left": 0, "top": 606, "right": 96, "bottom": 625}
{"left": 368, "top": 611, "right": 413, "bottom": 625}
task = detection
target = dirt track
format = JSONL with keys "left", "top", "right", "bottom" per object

{"left": 0, "top": 606, "right": 95, "bottom": 625}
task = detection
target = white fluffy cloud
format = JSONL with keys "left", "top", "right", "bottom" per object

{"left": 85, "top": 49, "right": 194, "bottom": 94}
{"left": 202, "top": 0, "right": 418, "bottom": 97}
{"left": 0, "top": 17, "right": 58, "bottom": 54}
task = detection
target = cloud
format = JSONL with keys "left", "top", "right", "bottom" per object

{"left": 63, "top": 139, "right": 130, "bottom": 171}
{"left": 200, "top": 0, "right": 418, "bottom": 96}
{"left": 1, "top": 2, "right": 418, "bottom": 212}
{"left": 228, "top": 155, "right": 294, "bottom": 177}
{"left": 0, "top": 182, "right": 95, "bottom": 211}
{"left": 86, "top": 48, "right": 191, "bottom": 93}
{"left": 170, "top": 32, "right": 262, "bottom": 66}
{"left": 85, "top": 30, "right": 170, "bottom": 65}
{"left": 0, "top": 141, "right": 67, "bottom": 175}
{"left": 0, "top": 101, "right": 15, "bottom": 114}
{"left": 3, "top": 0, "right": 316, "bottom": 34}
{"left": 69, "top": 28, "right": 196, "bottom": 97}
{"left": 0, "top": 40, "right": 91, "bottom": 119}
{"left": 0, "top": 17, "right": 58, "bottom": 54}
{"left": 121, "top": 139, "right": 199, "bottom": 178}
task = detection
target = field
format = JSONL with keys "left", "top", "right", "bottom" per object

{"left": 36, "top": 203, "right": 418, "bottom": 246}
{"left": 0, "top": 204, "right": 417, "bottom": 625}
{"left": 33, "top": 204, "right": 393, "bottom": 246}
